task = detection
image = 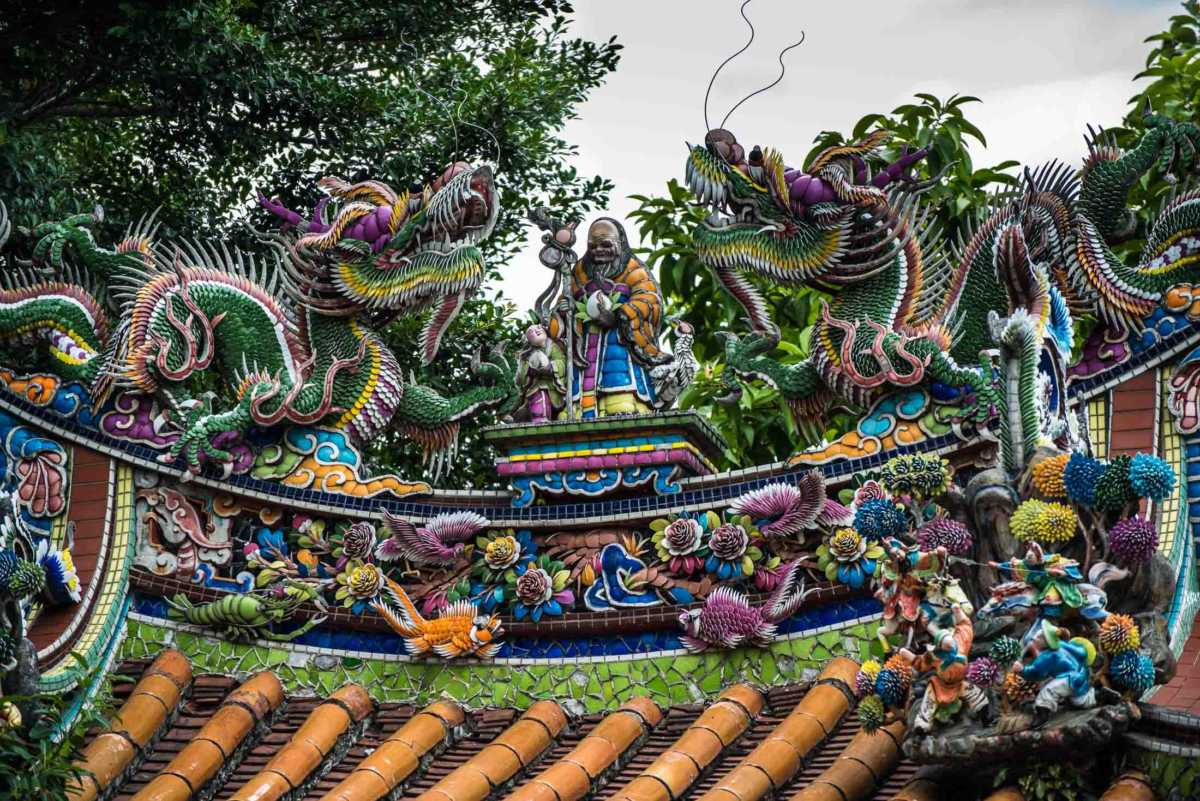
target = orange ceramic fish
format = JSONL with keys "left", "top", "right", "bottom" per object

{"left": 374, "top": 578, "right": 503, "bottom": 659}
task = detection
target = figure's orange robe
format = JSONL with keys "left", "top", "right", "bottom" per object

{"left": 552, "top": 257, "right": 665, "bottom": 417}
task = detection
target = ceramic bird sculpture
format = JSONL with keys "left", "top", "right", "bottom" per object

{"left": 650, "top": 318, "right": 698, "bottom": 409}
{"left": 678, "top": 560, "right": 815, "bottom": 652}
{"left": 374, "top": 578, "right": 503, "bottom": 659}
{"left": 728, "top": 471, "right": 832, "bottom": 539}
{"left": 374, "top": 510, "right": 490, "bottom": 567}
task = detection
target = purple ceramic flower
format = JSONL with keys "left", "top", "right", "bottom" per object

{"left": 1108, "top": 516, "right": 1158, "bottom": 563}
{"left": 966, "top": 657, "right": 999, "bottom": 688}
{"left": 916, "top": 518, "right": 972, "bottom": 556}
{"left": 708, "top": 523, "right": 749, "bottom": 561}
{"left": 341, "top": 521, "right": 377, "bottom": 560}
{"left": 664, "top": 518, "right": 703, "bottom": 556}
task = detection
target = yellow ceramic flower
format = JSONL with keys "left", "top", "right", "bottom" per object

{"left": 829, "top": 527, "right": 866, "bottom": 562}
{"left": 484, "top": 534, "right": 520, "bottom": 570}
{"left": 1011, "top": 500, "right": 1076, "bottom": 544}
{"left": 335, "top": 559, "right": 383, "bottom": 607}
{"left": 1032, "top": 453, "right": 1070, "bottom": 499}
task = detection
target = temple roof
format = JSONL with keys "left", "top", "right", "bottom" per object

{"left": 65, "top": 629, "right": 1200, "bottom": 801}
{"left": 72, "top": 652, "right": 934, "bottom": 801}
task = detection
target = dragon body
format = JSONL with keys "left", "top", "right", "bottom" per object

{"left": 688, "top": 117, "right": 1200, "bottom": 433}
{"left": 0, "top": 162, "right": 519, "bottom": 476}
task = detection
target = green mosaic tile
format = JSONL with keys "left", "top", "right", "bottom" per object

{"left": 119, "top": 617, "right": 878, "bottom": 713}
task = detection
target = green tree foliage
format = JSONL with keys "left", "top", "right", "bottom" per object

{"left": 0, "top": 0, "right": 620, "bottom": 486}
{"left": 0, "top": 659, "right": 122, "bottom": 800}
{"left": 631, "top": 2, "right": 1200, "bottom": 468}
{"left": 1110, "top": 0, "right": 1200, "bottom": 259}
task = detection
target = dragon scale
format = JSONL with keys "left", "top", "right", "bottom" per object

{"left": 0, "top": 162, "right": 520, "bottom": 476}
{"left": 691, "top": 116, "right": 1200, "bottom": 430}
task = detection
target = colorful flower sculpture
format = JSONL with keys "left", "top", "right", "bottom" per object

{"left": 966, "top": 657, "right": 1000, "bottom": 688}
{"left": 1003, "top": 672, "right": 1037, "bottom": 707}
{"left": 1063, "top": 453, "right": 1105, "bottom": 506}
{"left": 915, "top": 518, "right": 972, "bottom": 556}
{"left": 1128, "top": 453, "right": 1176, "bottom": 501}
{"left": 508, "top": 554, "right": 573, "bottom": 621}
{"left": 817, "top": 527, "right": 884, "bottom": 589}
{"left": 879, "top": 454, "right": 951, "bottom": 500}
{"left": 991, "top": 635, "right": 1022, "bottom": 666}
{"left": 0, "top": 550, "right": 45, "bottom": 599}
{"left": 706, "top": 521, "right": 753, "bottom": 580}
{"left": 1108, "top": 649, "right": 1155, "bottom": 694}
{"left": 1031, "top": 453, "right": 1071, "bottom": 499}
{"left": 1107, "top": 516, "right": 1158, "bottom": 563}
{"left": 650, "top": 514, "right": 707, "bottom": 575}
{"left": 858, "top": 694, "right": 886, "bottom": 732}
{"left": 855, "top": 659, "right": 882, "bottom": 697}
{"left": 473, "top": 529, "right": 535, "bottom": 584}
{"left": 1010, "top": 500, "right": 1076, "bottom": 544}
{"left": 335, "top": 559, "right": 384, "bottom": 613}
{"left": 1098, "top": 614, "right": 1140, "bottom": 655}
{"left": 337, "top": 521, "right": 378, "bottom": 565}
{"left": 853, "top": 498, "right": 908, "bottom": 540}
{"left": 1093, "top": 455, "right": 1136, "bottom": 514}
{"left": 876, "top": 654, "right": 914, "bottom": 707}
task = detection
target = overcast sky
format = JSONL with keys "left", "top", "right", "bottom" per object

{"left": 495, "top": 0, "right": 1176, "bottom": 307}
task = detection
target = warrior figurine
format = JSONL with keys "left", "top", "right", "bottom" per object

{"left": 875, "top": 538, "right": 947, "bottom": 651}
{"left": 990, "top": 542, "right": 1086, "bottom": 619}
{"left": 900, "top": 603, "right": 992, "bottom": 732}
{"left": 1010, "top": 619, "right": 1099, "bottom": 728}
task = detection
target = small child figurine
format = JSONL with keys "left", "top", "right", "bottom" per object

{"left": 515, "top": 324, "right": 566, "bottom": 422}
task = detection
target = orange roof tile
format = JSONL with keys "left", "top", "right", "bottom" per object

{"left": 605, "top": 684, "right": 764, "bottom": 801}
{"left": 507, "top": 698, "right": 662, "bottom": 801}
{"left": 67, "top": 649, "right": 193, "bottom": 801}
{"left": 80, "top": 656, "right": 1191, "bottom": 801}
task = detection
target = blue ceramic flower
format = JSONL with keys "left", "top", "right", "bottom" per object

{"left": 1063, "top": 453, "right": 1104, "bottom": 506}
{"left": 256, "top": 527, "right": 289, "bottom": 556}
{"left": 1128, "top": 453, "right": 1176, "bottom": 501}
{"left": 853, "top": 499, "right": 907, "bottom": 540}
{"left": 704, "top": 522, "right": 750, "bottom": 580}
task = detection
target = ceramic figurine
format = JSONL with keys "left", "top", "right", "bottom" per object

{"left": 515, "top": 323, "right": 567, "bottom": 422}
{"left": 899, "top": 604, "right": 992, "bottom": 732}
{"left": 1010, "top": 620, "right": 1100, "bottom": 727}
{"left": 874, "top": 539, "right": 947, "bottom": 652}
{"left": 558, "top": 217, "right": 668, "bottom": 418}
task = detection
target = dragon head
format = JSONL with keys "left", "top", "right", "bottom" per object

{"left": 685, "top": 128, "right": 925, "bottom": 334}
{"left": 264, "top": 161, "right": 500, "bottom": 363}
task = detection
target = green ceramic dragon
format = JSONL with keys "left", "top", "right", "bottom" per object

{"left": 687, "top": 116, "right": 1200, "bottom": 437}
{"left": 0, "top": 161, "right": 519, "bottom": 476}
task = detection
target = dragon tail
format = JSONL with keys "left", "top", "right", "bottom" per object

{"left": 1072, "top": 124, "right": 1200, "bottom": 330}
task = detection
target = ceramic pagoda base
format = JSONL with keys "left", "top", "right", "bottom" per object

{"left": 484, "top": 410, "right": 727, "bottom": 507}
